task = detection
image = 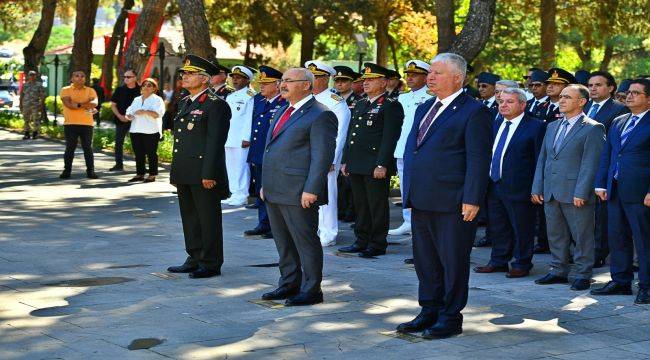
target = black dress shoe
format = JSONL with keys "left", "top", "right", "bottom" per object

{"left": 535, "top": 273, "right": 568, "bottom": 285}
{"left": 128, "top": 176, "right": 144, "bottom": 182}
{"left": 285, "top": 291, "right": 323, "bottom": 306}
{"left": 590, "top": 281, "right": 632, "bottom": 295}
{"left": 59, "top": 170, "right": 71, "bottom": 179}
{"left": 244, "top": 227, "right": 269, "bottom": 236}
{"left": 109, "top": 165, "right": 123, "bottom": 172}
{"left": 338, "top": 244, "right": 365, "bottom": 253}
{"left": 570, "top": 278, "right": 591, "bottom": 291}
{"left": 22, "top": 131, "right": 30, "bottom": 140}
{"left": 473, "top": 264, "right": 509, "bottom": 273}
{"left": 533, "top": 243, "right": 550, "bottom": 254}
{"left": 396, "top": 312, "right": 437, "bottom": 333}
{"left": 359, "top": 248, "right": 386, "bottom": 258}
{"left": 261, "top": 231, "right": 273, "bottom": 239}
{"left": 189, "top": 267, "right": 221, "bottom": 278}
{"left": 474, "top": 236, "right": 492, "bottom": 247}
{"left": 262, "top": 286, "right": 299, "bottom": 300}
{"left": 31, "top": 131, "right": 38, "bottom": 139}
{"left": 167, "top": 264, "right": 198, "bottom": 273}
{"left": 593, "top": 258, "right": 607, "bottom": 268}
{"left": 86, "top": 172, "right": 99, "bottom": 179}
{"left": 404, "top": 258, "right": 414, "bottom": 265}
{"left": 245, "top": 203, "right": 259, "bottom": 209}
{"left": 635, "top": 289, "right": 650, "bottom": 304}
{"left": 422, "top": 323, "right": 462, "bottom": 339}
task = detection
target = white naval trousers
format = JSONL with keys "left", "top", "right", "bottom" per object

{"left": 396, "top": 158, "right": 411, "bottom": 225}
{"left": 318, "top": 165, "right": 340, "bottom": 245}
{"left": 225, "top": 147, "right": 251, "bottom": 203}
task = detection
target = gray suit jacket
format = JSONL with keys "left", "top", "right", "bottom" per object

{"left": 532, "top": 115, "right": 605, "bottom": 204}
{"left": 262, "top": 97, "right": 338, "bottom": 206}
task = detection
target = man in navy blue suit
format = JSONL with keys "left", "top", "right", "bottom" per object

{"left": 591, "top": 78, "right": 650, "bottom": 304}
{"left": 585, "top": 71, "right": 630, "bottom": 268}
{"left": 396, "top": 53, "right": 492, "bottom": 339}
{"left": 473, "top": 88, "right": 545, "bottom": 278}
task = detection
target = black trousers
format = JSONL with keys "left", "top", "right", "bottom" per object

{"left": 114, "top": 121, "right": 131, "bottom": 167}
{"left": 130, "top": 132, "right": 159, "bottom": 176}
{"left": 594, "top": 199, "right": 609, "bottom": 261}
{"left": 349, "top": 173, "right": 390, "bottom": 251}
{"left": 63, "top": 125, "right": 94, "bottom": 172}
{"left": 176, "top": 184, "right": 223, "bottom": 271}
{"left": 337, "top": 173, "right": 355, "bottom": 220}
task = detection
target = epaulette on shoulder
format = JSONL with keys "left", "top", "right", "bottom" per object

{"left": 246, "top": 89, "right": 255, "bottom": 97}
{"left": 208, "top": 93, "right": 219, "bottom": 101}
{"left": 386, "top": 97, "right": 397, "bottom": 102}
{"left": 331, "top": 93, "right": 343, "bottom": 102}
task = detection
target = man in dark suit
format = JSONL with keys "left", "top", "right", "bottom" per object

{"left": 259, "top": 68, "right": 337, "bottom": 306}
{"left": 477, "top": 71, "right": 501, "bottom": 117}
{"left": 243, "top": 65, "right": 286, "bottom": 239}
{"left": 338, "top": 63, "right": 404, "bottom": 258}
{"left": 167, "top": 55, "right": 231, "bottom": 279}
{"left": 474, "top": 88, "right": 545, "bottom": 278}
{"left": 396, "top": 53, "right": 492, "bottom": 339}
{"left": 586, "top": 71, "right": 630, "bottom": 267}
{"left": 591, "top": 78, "right": 650, "bottom": 304}
{"left": 532, "top": 84, "right": 605, "bottom": 291}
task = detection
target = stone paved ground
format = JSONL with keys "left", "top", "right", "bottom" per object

{"left": 1, "top": 128, "right": 650, "bottom": 360}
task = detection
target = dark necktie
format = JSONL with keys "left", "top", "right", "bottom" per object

{"left": 553, "top": 119, "right": 569, "bottom": 154}
{"left": 588, "top": 103, "right": 600, "bottom": 118}
{"left": 490, "top": 121, "right": 511, "bottom": 182}
{"left": 272, "top": 106, "right": 295, "bottom": 138}
{"left": 531, "top": 100, "right": 539, "bottom": 112}
{"left": 483, "top": 100, "right": 489, "bottom": 106}
{"left": 416, "top": 101, "right": 443, "bottom": 146}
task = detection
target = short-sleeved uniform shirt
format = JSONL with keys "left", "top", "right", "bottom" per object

{"left": 60, "top": 85, "right": 98, "bottom": 126}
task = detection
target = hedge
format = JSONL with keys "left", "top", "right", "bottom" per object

{"left": 45, "top": 96, "right": 113, "bottom": 122}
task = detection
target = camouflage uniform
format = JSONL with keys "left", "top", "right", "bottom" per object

{"left": 20, "top": 81, "right": 46, "bottom": 134}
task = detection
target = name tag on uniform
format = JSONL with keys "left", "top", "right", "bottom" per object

{"left": 370, "top": 108, "right": 380, "bottom": 114}
{"left": 190, "top": 110, "right": 203, "bottom": 115}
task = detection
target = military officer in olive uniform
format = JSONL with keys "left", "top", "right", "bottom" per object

{"left": 20, "top": 70, "right": 46, "bottom": 139}
{"left": 339, "top": 63, "right": 404, "bottom": 258}
{"left": 167, "top": 55, "right": 232, "bottom": 279}
{"left": 333, "top": 66, "right": 364, "bottom": 112}
{"left": 543, "top": 68, "right": 577, "bottom": 123}
{"left": 208, "top": 60, "right": 234, "bottom": 100}
{"left": 244, "top": 65, "right": 286, "bottom": 239}
{"left": 386, "top": 69, "right": 403, "bottom": 100}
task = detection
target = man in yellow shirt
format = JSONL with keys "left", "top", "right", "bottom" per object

{"left": 59, "top": 70, "right": 99, "bottom": 179}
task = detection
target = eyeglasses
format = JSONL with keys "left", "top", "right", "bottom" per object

{"left": 280, "top": 79, "right": 309, "bottom": 83}
{"left": 626, "top": 90, "right": 646, "bottom": 97}
{"left": 142, "top": 83, "right": 155, "bottom": 88}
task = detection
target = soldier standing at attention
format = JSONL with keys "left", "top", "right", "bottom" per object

{"left": 243, "top": 65, "right": 286, "bottom": 239}
{"left": 339, "top": 63, "right": 404, "bottom": 258}
{"left": 333, "top": 66, "right": 363, "bottom": 112}
{"left": 208, "top": 60, "right": 234, "bottom": 100}
{"left": 224, "top": 65, "right": 257, "bottom": 206}
{"left": 305, "top": 60, "right": 351, "bottom": 247}
{"left": 20, "top": 71, "right": 46, "bottom": 140}
{"left": 386, "top": 70, "right": 403, "bottom": 100}
{"left": 167, "top": 55, "right": 231, "bottom": 279}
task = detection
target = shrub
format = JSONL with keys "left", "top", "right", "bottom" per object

{"left": 100, "top": 102, "right": 113, "bottom": 122}
{"left": 44, "top": 96, "right": 63, "bottom": 114}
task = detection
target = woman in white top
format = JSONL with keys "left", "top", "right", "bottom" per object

{"left": 125, "top": 77, "right": 165, "bottom": 182}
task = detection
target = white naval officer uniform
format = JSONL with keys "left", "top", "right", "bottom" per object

{"left": 225, "top": 85, "right": 256, "bottom": 205}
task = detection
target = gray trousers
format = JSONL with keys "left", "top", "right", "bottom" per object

{"left": 544, "top": 200, "right": 595, "bottom": 279}
{"left": 266, "top": 201, "right": 322, "bottom": 294}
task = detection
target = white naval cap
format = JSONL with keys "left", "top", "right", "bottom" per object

{"left": 304, "top": 60, "right": 336, "bottom": 76}
{"left": 404, "top": 60, "right": 430, "bottom": 74}
{"left": 230, "top": 65, "right": 254, "bottom": 79}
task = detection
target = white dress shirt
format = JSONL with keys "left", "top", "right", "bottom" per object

{"left": 418, "top": 87, "right": 464, "bottom": 136}
{"left": 553, "top": 112, "right": 583, "bottom": 145}
{"left": 395, "top": 85, "right": 433, "bottom": 158}
{"left": 587, "top": 98, "right": 609, "bottom": 117}
{"left": 490, "top": 112, "right": 525, "bottom": 176}
{"left": 126, "top": 94, "right": 165, "bottom": 136}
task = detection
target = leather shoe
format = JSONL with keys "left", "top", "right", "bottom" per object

{"left": 474, "top": 236, "right": 492, "bottom": 247}
{"left": 59, "top": 170, "right": 71, "bottom": 179}
{"left": 189, "top": 267, "right": 221, "bottom": 278}
{"left": 535, "top": 273, "right": 568, "bottom": 285}
{"left": 86, "top": 172, "right": 99, "bottom": 179}
{"left": 167, "top": 263, "right": 198, "bottom": 273}
{"left": 261, "top": 231, "right": 273, "bottom": 239}
{"left": 473, "top": 264, "right": 508, "bottom": 273}
{"left": 262, "top": 286, "right": 299, "bottom": 300}
{"left": 285, "top": 291, "right": 323, "bottom": 306}
{"left": 244, "top": 227, "right": 269, "bottom": 236}
{"left": 245, "top": 203, "right": 259, "bottom": 209}
{"left": 404, "top": 258, "right": 414, "bottom": 265}
{"left": 422, "top": 323, "right": 462, "bottom": 339}
{"left": 635, "top": 289, "right": 650, "bottom": 304}
{"left": 359, "top": 248, "right": 386, "bottom": 258}
{"left": 396, "top": 312, "right": 437, "bottom": 333}
{"left": 593, "top": 258, "right": 607, "bottom": 268}
{"left": 506, "top": 268, "right": 530, "bottom": 278}
{"left": 338, "top": 244, "right": 365, "bottom": 253}
{"left": 533, "top": 243, "right": 550, "bottom": 254}
{"left": 570, "top": 278, "right": 591, "bottom": 291}
{"left": 109, "top": 165, "right": 123, "bottom": 172}
{"left": 590, "top": 281, "right": 632, "bottom": 296}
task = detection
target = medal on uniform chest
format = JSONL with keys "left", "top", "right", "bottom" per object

{"left": 187, "top": 122, "right": 194, "bottom": 130}
{"left": 367, "top": 119, "right": 373, "bottom": 126}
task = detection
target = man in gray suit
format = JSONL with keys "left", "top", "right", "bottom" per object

{"left": 532, "top": 84, "right": 605, "bottom": 291}
{"left": 259, "top": 68, "right": 338, "bottom": 306}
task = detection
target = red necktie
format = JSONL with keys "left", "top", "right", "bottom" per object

{"left": 272, "top": 106, "right": 294, "bottom": 138}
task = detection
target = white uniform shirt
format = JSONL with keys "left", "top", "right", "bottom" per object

{"left": 126, "top": 94, "right": 165, "bottom": 136}
{"left": 225, "top": 86, "right": 256, "bottom": 147}
{"left": 314, "top": 89, "right": 351, "bottom": 165}
{"left": 395, "top": 86, "right": 433, "bottom": 158}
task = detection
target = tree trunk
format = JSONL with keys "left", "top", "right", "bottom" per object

{"left": 600, "top": 41, "right": 614, "bottom": 71}
{"left": 101, "top": 0, "right": 135, "bottom": 92}
{"left": 448, "top": 0, "right": 496, "bottom": 63}
{"left": 177, "top": 0, "right": 215, "bottom": 59}
{"left": 69, "top": 0, "right": 99, "bottom": 81}
{"left": 540, "top": 0, "right": 557, "bottom": 69}
{"left": 243, "top": 38, "right": 252, "bottom": 66}
{"left": 23, "top": 0, "right": 57, "bottom": 74}
{"left": 387, "top": 34, "right": 399, "bottom": 71}
{"left": 123, "top": 0, "right": 168, "bottom": 79}
{"left": 299, "top": 16, "right": 316, "bottom": 65}
{"left": 375, "top": 18, "right": 389, "bottom": 67}
{"left": 435, "top": 0, "right": 456, "bottom": 53}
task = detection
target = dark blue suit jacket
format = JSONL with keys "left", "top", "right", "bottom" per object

{"left": 585, "top": 98, "right": 629, "bottom": 132}
{"left": 247, "top": 94, "right": 286, "bottom": 165}
{"left": 491, "top": 114, "right": 546, "bottom": 202}
{"left": 596, "top": 112, "right": 650, "bottom": 203}
{"left": 403, "top": 92, "right": 493, "bottom": 212}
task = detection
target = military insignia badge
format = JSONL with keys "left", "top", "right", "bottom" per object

{"left": 187, "top": 122, "right": 194, "bottom": 130}
{"left": 308, "top": 63, "right": 318, "bottom": 72}
{"left": 408, "top": 63, "right": 416, "bottom": 71}
{"left": 364, "top": 67, "right": 371, "bottom": 74}
{"left": 366, "top": 120, "right": 373, "bottom": 126}
{"left": 184, "top": 59, "right": 191, "bottom": 67}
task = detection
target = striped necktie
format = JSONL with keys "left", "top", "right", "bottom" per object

{"left": 620, "top": 115, "right": 640, "bottom": 146}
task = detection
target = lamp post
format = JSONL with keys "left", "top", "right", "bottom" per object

{"left": 139, "top": 42, "right": 185, "bottom": 93}
{"left": 353, "top": 33, "right": 369, "bottom": 73}
{"left": 41, "top": 55, "right": 66, "bottom": 124}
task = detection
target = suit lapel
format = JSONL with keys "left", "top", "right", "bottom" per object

{"left": 266, "top": 98, "right": 315, "bottom": 145}
{"left": 417, "top": 94, "right": 467, "bottom": 148}
{"left": 621, "top": 111, "right": 650, "bottom": 150}
{"left": 556, "top": 115, "right": 586, "bottom": 155}
{"left": 504, "top": 117, "right": 527, "bottom": 155}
